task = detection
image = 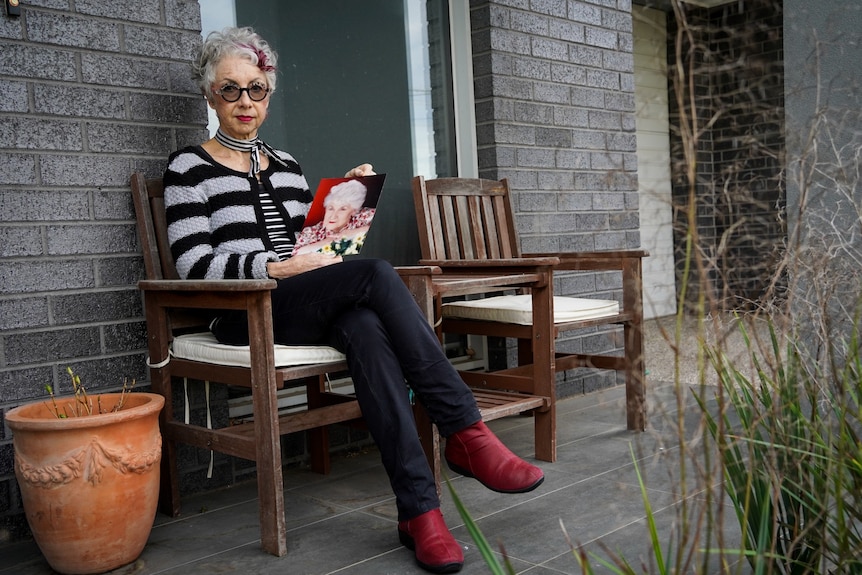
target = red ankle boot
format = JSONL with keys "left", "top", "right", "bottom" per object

{"left": 445, "top": 420, "right": 544, "bottom": 493}
{"left": 398, "top": 508, "right": 464, "bottom": 573}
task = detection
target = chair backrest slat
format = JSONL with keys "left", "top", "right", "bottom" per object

{"left": 131, "top": 172, "right": 179, "bottom": 281}
{"left": 412, "top": 176, "right": 522, "bottom": 261}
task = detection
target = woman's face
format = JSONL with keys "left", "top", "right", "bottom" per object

{"left": 323, "top": 201, "right": 356, "bottom": 234}
{"left": 209, "top": 55, "right": 270, "bottom": 140}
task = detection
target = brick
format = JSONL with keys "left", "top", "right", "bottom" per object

{"left": 536, "top": 126, "right": 572, "bottom": 147}
{"left": 76, "top": 0, "right": 160, "bottom": 23}
{"left": 603, "top": 50, "right": 633, "bottom": 73}
{"left": 605, "top": 92, "right": 635, "bottom": 113}
{"left": 26, "top": 11, "right": 121, "bottom": 51}
{"left": 34, "top": 84, "right": 125, "bottom": 119}
{"left": 590, "top": 151, "right": 623, "bottom": 169}
{"left": 602, "top": 8, "right": 632, "bottom": 32}
{"left": 575, "top": 211, "right": 610, "bottom": 231}
{"left": 513, "top": 101, "right": 553, "bottom": 123}
{"left": 585, "top": 26, "right": 617, "bottom": 49}
{"left": 557, "top": 191, "right": 593, "bottom": 211}
{"left": 0, "top": 154, "right": 35, "bottom": 185}
{"left": 531, "top": 37, "right": 569, "bottom": 61}
{"left": 512, "top": 56, "right": 551, "bottom": 80}
{"left": 0, "top": 118, "right": 83, "bottom": 151}
{"left": 0, "top": 43, "right": 77, "bottom": 82}
{"left": 62, "top": 354, "right": 148, "bottom": 393}
{"left": 0, "top": 260, "right": 96, "bottom": 294}
{"left": 534, "top": 82, "right": 570, "bottom": 104}
{"left": 556, "top": 149, "right": 590, "bottom": 170}
{"left": 4, "top": 327, "right": 101, "bottom": 365}
{"left": 560, "top": 233, "right": 596, "bottom": 251}
{"left": 85, "top": 122, "right": 173, "bottom": 155}
{"left": 124, "top": 25, "right": 203, "bottom": 61}
{"left": 0, "top": 81, "right": 28, "bottom": 113}
{"left": 510, "top": 11, "right": 549, "bottom": 35}
{"left": 41, "top": 155, "right": 132, "bottom": 187}
{"left": 571, "top": 129, "right": 606, "bottom": 149}
{"left": 593, "top": 192, "right": 626, "bottom": 210}
{"left": 51, "top": 289, "right": 142, "bottom": 325}
{"left": 554, "top": 107, "right": 589, "bottom": 128}
{"left": 585, "top": 68, "right": 620, "bottom": 90}
{"left": 0, "top": 190, "right": 86, "bottom": 223}
{"left": 569, "top": 3, "right": 601, "bottom": 25}
{"left": 571, "top": 86, "right": 605, "bottom": 109}
{"left": 588, "top": 109, "right": 621, "bottom": 130}
{"left": 537, "top": 170, "right": 575, "bottom": 191}
{"left": 168, "top": 61, "right": 203, "bottom": 94}
{"left": 549, "top": 19, "right": 583, "bottom": 43}
{"left": 0, "top": 6, "right": 23, "bottom": 38}
{"left": 175, "top": 128, "right": 210, "bottom": 151}
{"left": 550, "top": 62, "right": 587, "bottom": 85}
{"left": 595, "top": 230, "right": 627, "bottom": 249}
{"left": 609, "top": 210, "right": 639, "bottom": 229}
{"left": 607, "top": 132, "right": 636, "bottom": 151}
{"left": 165, "top": 0, "right": 203, "bottom": 31}
{"left": 129, "top": 93, "right": 208, "bottom": 124}
{"left": 81, "top": 54, "right": 169, "bottom": 89}
{"left": 103, "top": 321, "right": 147, "bottom": 353}
{"left": 569, "top": 44, "right": 603, "bottom": 68}
{"left": 516, "top": 147, "right": 555, "bottom": 168}
{"left": 93, "top": 190, "right": 135, "bottom": 220}
{"left": 490, "top": 28, "right": 532, "bottom": 55}
{"left": 530, "top": 0, "right": 567, "bottom": 17}
{"left": 96, "top": 256, "right": 146, "bottom": 287}
{"left": 494, "top": 123, "right": 536, "bottom": 145}
{"left": 492, "top": 76, "right": 533, "bottom": 99}
{"left": 0, "top": 297, "right": 50, "bottom": 331}
{"left": 46, "top": 224, "right": 138, "bottom": 256}
{"left": 517, "top": 191, "right": 557, "bottom": 212}
{"left": 0, "top": 227, "right": 43, "bottom": 257}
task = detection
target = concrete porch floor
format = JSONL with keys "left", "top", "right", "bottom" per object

{"left": 2, "top": 315, "right": 754, "bottom": 575}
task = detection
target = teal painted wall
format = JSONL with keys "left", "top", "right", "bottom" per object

{"left": 237, "top": 1, "right": 419, "bottom": 264}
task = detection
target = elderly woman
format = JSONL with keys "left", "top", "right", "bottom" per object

{"left": 293, "top": 179, "right": 375, "bottom": 255}
{"left": 163, "top": 26, "right": 543, "bottom": 574}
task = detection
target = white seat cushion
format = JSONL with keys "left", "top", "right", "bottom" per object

{"left": 442, "top": 294, "right": 619, "bottom": 326}
{"left": 171, "top": 331, "right": 345, "bottom": 368}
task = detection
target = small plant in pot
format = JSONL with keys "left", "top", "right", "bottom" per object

{"left": 6, "top": 368, "right": 165, "bottom": 575}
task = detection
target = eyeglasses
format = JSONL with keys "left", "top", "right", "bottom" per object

{"left": 213, "top": 84, "right": 270, "bottom": 102}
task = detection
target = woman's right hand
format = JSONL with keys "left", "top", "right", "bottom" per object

{"left": 266, "top": 253, "right": 342, "bottom": 279}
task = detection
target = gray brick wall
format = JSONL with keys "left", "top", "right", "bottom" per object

{"left": 470, "top": 0, "right": 640, "bottom": 395}
{"left": 0, "top": 0, "right": 206, "bottom": 539}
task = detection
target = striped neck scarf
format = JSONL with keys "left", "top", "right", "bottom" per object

{"left": 214, "top": 128, "right": 286, "bottom": 177}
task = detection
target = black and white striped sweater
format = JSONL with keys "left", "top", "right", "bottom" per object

{"left": 163, "top": 146, "right": 313, "bottom": 280}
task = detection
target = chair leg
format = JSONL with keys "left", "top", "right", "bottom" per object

{"left": 624, "top": 321, "right": 646, "bottom": 431}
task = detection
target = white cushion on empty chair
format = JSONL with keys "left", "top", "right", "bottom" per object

{"left": 442, "top": 294, "right": 619, "bottom": 326}
{"left": 171, "top": 331, "right": 345, "bottom": 368}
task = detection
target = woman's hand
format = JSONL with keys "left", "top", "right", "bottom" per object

{"left": 344, "top": 163, "right": 375, "bottom": 178}
{"left": 266, "top": 253, "right": 342, "bottom": 279}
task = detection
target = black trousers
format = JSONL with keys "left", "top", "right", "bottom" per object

{"left": 212, "top": 258, "right": 481, "bottom": 520}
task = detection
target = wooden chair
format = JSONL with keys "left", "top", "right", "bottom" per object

{"left": 131, "top": 172, "right": 439, "bottom": 557}
{"left": 412, "top": 176, "right": 648, "bottom": 463}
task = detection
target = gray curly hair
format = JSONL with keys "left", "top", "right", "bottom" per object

{"left": 194, "top": 26, "right": 278, "bottom": 100}
{"left": 324, "top": 180, "right": 368, "bottom": 212}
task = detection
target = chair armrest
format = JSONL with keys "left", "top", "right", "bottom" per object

{"left": 524, "top": 250, "right": 648, "bottom": 272}
{"left": 418, "top": 257, "right": 560, "bottom": 269}
{"left": 138, "top": 279, "right": 276, "bottom": 292}
{"left": 395, "top": 265, "right": 442, "bottom": 277}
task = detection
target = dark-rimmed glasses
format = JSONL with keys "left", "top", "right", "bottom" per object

{"left": 214, "top": 84, "right": 270, "bottom": 102}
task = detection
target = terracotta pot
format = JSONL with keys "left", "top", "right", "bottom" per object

{"left": 7, "top": 392, "right": 164, "bottom": 575}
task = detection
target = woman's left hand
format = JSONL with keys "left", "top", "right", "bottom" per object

{"left": 344, "top": 163, "right": 375, "bottom": 178}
